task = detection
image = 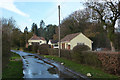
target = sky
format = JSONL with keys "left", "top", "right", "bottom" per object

{"left": 0, "top": 0, "right": 85, "bottom": 32}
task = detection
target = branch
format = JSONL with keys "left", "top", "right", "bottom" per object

{"left": 89, "top": 6, "right": 109, "bottom": 27}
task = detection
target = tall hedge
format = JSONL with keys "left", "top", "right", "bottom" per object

{"left": 48, "top": 48, "right": 120, "bottom": 75}
{"left": 97, "top": 52, "right": 120, "bottom": 74}
{"left": 48, "top": 48, "right": 72, "bottom": 60}
{"left": 38, "top": 44, "right": 50, "bottom": 55}
{"left": 72, "top": 45, "right": 101, "bottom": 67}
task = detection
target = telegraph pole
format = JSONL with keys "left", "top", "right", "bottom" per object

{"left": 24, "top": 26, "right": 28, "bottom": 48}
{"left": 58, "top": 5, "right": 61, "bottom": 57}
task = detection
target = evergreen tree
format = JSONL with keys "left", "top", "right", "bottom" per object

{"left": 31, "top": 23, "right": 38, "bottom": 35}
{"left": 38, "top": 20, "right": 45, "bottom": 37}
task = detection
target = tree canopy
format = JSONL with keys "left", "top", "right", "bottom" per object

{"left": 31, "top": 23, "right": 38, "bottom": 36}
{"left": 85, "top": 1, "right": 120, "bottom": 51}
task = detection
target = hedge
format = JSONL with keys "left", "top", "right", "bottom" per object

{"left": 47, "top": 49, "right": 120, "bottom": 75}
{"left": 97, "top": 52, "right": 120, "bottom": 75}
{"left": 38, "top": 44, "right": 50, "bottom": 55}
{"left": 24, "top": 44, "right": 120, "bottom": 75}
{"left": 48, "top": 49, "right": 72, "bottom": 60}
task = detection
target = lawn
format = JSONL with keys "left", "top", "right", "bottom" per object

{"left": 2, "top": 52, "right": 23, "bottom": 79}
{"left": 42, "top": 55, "right": 120, "bottom": 79}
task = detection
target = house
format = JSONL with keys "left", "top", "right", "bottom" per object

{"left": 48, "top": 40, "right": 59, "bottom": 49}
{"left": 60, "top": 32, "right": 93, "bottom": 50}
{"left": 28, "top": 34, "right": 47, "bottom": 46}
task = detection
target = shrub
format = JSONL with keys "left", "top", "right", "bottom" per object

{"left": 82, "top": 51, "right": 102, "bottom": 67}
{"left": 72, "top": 51, "right": 102, "bottom": 67}
{"left": 72, "top": 45, "right": 90, "bottom": 63}
{"left": 48, "top": 48, "right": 58, "bottom": 56}
{"left": 23, "top": 45, "right": 33, "bottom": 52}
{"left": 73, "top": 45, "right": 90, "bottom": 53}
{"left": 23, "top": 47, "right": 27, "bottom": 51}
{"left": 97, "top": 52, "right": 120, "bottom": 74}
{"left": 32, "top": 44, "right": 39, "bottom": 53}
{"left": 38, "top": 44, "right": 50, "bottom": 55}
{"left": 27, "top": 45, "right": 32, "bottom": 51}
{"left": 72, "top": 45, "right": 101, "bottom": 66}
{"left": 48, "top": 48, "right": 72, "bottom": 59}
{"left": 17, "top": 48, "right": 19, "bottom": 50}
{"left": 72, "top": 51, "right": 83, "bottom": 63}
{"left": 61, "top": 49, "right": 72, "bottom": 60}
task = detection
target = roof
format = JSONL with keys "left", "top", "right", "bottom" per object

{"left": 61, "top": 32, "right": 80, "bottom": 42}
{"left": 50, "top": 40, "right": 58, "bottom": 43}
{"left": 29, "top": 34, "right": 45, "bottom": 41}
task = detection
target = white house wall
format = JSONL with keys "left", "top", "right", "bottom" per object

{"left": 48, "top": 40, "right": 52, "bottom": 45}
{"left": 28, "top": 40, "right": 47, "bottom": 45}
{"left": 70, "top": 33, "right": 92, "bottom": 50}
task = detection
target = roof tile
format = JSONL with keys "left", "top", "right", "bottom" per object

{"left": 29, "top": 34, "right": 45, "bottom": 40}
{"left": 61, "top": 32, "right": 80, "bottom": 42}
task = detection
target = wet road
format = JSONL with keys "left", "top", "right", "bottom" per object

{"left": 11, "top": 50, "right": 87, "bottom": 79}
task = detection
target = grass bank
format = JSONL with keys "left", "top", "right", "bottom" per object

{"left": 2, "top": 52, "right": 23, "bottom": 79}
{"left": 42, "top": 55, "right": 120, "bottom": 79}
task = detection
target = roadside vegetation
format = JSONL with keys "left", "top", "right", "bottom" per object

{"left": 42, "top": 55, "right": 119, "bottom": 79}
{"left": 24, "top": 44, "right": 120, "bottom": 79}
{"left": 1, "top": 1, "right": 120, "bottom": 79}
{"left": 2, "top": 52, "right": 23, "bottom": 78}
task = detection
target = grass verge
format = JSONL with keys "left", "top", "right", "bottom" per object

{"left": 42, "top": 55, "right": 120, "bottom": 79}
{"left": 2, "top": 52, "right": 23, "bottom": 78}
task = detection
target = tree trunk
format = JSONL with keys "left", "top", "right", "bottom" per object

{"left": 110, "top": 41, "right": 115, "bottom": 52}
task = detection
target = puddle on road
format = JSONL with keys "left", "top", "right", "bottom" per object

{"left": 20, "top": 54, "right": 59, "bottom": 78}
{"left": 12, "top": 50, "right": 83, "bottom": 79}
{"left": 47, "top": 67, "right": 57, "bottom": 74}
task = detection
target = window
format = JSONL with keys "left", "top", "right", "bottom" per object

{"left": 77, "top": 43, "right": 84, "bottom": 45}
{"left": 54, "top": 44, "right": 58, "bottom": 46}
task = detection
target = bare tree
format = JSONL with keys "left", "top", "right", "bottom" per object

{"left": 86, "top": 0, "right": 120, "bottom": 51}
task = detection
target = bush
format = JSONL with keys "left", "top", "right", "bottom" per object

{"left": 97, "top": 52, "right": 120, "bottom": 74}
{"left": 48, "top": 48, "right": 58, "bottom": 56}
{"left": 32, "top": 44, "right": 39, "bottom": 53}
{"left": 17, "top": 48, "right": 19, "bottom": 50}
{"left": 72, "top": 51, "right": 83, "bottom": 63}
{"left": 82, "top": 51, "right": 102, "bottom": 67}
{"left": 73, "top": 45, "right": 90, "bottom": 53}
{"left": 72, "top": 51, "right": 102, "bottom": 67}
{"left": 38, "top": 44, "right": 50, "bottom": 55}
{"left": 72, "top": 45, "right": 101, "bottom": 66}
{"left": 27, "top": 45, "right": 32, "bottom": 51}
{"left": 23, "top": 45, "right": 33, "bottom": 52}
{"left": 72, "top": 45, "right": 90, "bottom": 63}
{"left": 61, "top": 49, "right": 72, "bottom": 60}
{"left": 48, "top": 48, "right": 72, "bottom": 59}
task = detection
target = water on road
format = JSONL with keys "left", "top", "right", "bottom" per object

{"left": 11, "top": 50, "right": 86, "bottom": 79}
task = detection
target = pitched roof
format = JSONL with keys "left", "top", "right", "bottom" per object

{"left": 51, "top": 40, "right": 58, "bottom": 43}
{"left": 61, "top": 32, "right": 80, "bottom": 42}
{"left": 48, "top": 40, "right": 58, "bottom": 44}
{"left": 29, "top": 34, "right": 45, "bottom": 40}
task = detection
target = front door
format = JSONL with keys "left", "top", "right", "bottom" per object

{"left": 62, "top": 43, "right": 65, "bottom": 49}
{"left": 51, "top": 45, "right": 53, "bottom": 48}
{"left": 68, "top": 45, "right": 70, "bottom": 50}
